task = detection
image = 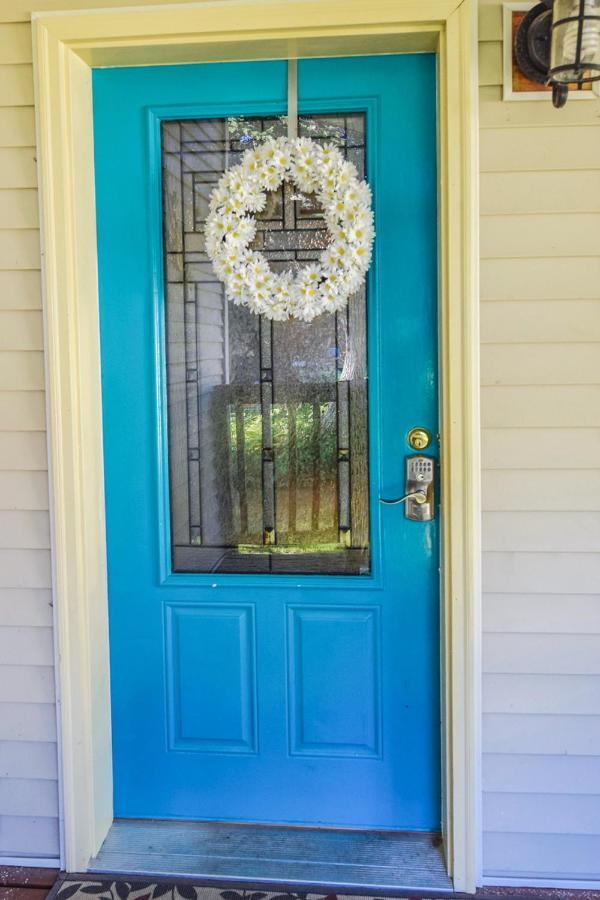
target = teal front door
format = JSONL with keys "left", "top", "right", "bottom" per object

{"left": 93, "top": 54, "right": 440, "bottom": 830}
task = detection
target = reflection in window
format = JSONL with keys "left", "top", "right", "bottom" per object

{"left": 162, "top": 114, "right": 370, "bottom": 574}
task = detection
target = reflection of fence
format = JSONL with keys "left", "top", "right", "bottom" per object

{"left": 216, "top": 383, "right": 340, "bottom": 549}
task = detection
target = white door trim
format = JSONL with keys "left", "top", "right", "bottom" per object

{"left": 32, "top": 0, "right": 481, "bottom": 889}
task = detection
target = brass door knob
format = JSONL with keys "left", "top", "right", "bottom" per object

{"left": 407, "top": 427, "right": 431, "bottom": 451}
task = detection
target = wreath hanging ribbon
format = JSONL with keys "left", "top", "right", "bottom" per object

{"left": 205, "top": 62, "right": 375, "bottom": 322}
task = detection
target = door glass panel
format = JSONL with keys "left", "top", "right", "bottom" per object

{"left": 161, "top": 114, "right": 370, "bottom": 575}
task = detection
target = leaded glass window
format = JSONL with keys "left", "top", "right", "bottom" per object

{"left": 162, "top": 114, "right": 370, "bottom": 574}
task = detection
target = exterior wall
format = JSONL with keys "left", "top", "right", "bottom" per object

{"left": 0, "top": 0, "right": 599, "bottom": 883}
{"left": 0, "top": 17, "right": 60, "bottom": 863}
{"left": 479, "top": 0, "right": 600, "bottom": 884}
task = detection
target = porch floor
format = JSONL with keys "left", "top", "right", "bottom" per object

{"left": 89, "top": 820, "right": 452, "bottom": 893}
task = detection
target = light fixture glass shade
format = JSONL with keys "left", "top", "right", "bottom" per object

{"left": 550, "top": 0, "right": 600, "bottom": 84}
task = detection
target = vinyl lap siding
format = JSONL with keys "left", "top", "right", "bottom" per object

{"left": 479, "top": 0, "right": 600, "bottom": 883}
{"left": 0, "top": 19, "right": 60, "bottom": 863}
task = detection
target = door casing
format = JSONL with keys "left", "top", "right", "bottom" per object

{"left": 32, "top": 0, "right": 481, "bottom": 890}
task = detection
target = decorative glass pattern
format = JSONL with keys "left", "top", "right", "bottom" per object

{"left": 162, "top": 114, "right": 370, "bottom": 574}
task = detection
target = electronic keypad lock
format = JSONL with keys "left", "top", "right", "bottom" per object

{"left": 379, "top": 454, "right": 435, "bottom": 521}
{"left": 404, "top": 454, "right": 435, "bottom": 521}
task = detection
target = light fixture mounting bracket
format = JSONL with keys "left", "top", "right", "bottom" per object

{"left": 514, "top": 1, "right": 553, "bottom": 85}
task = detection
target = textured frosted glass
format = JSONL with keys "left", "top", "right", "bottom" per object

{"left": 162, "top": 114, "right": 370, "bottom": 574}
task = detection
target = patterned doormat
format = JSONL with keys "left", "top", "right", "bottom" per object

{"left": 48, "top": 880, "right": 467, "bottom": 900}
{"left": 52, "top": 885, "right": 421, "bottom": 900}
{"left": 47, "top": 878, "right": 600, "bottom": 900}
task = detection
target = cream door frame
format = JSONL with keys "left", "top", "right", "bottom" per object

{"left": 32, "top": 0, "right": 481, "bottom": 890}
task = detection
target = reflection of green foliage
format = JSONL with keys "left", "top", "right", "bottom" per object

{"left": 228, "top": 403, "right": 337, "bottom": 489}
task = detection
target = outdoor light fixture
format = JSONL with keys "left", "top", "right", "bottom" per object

{"left": 515, "top": 0, "right": 600, "bottom": 107}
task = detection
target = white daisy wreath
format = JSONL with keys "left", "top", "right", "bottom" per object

{"left": 205, "top": 136, "right": 375, "bottom": 322}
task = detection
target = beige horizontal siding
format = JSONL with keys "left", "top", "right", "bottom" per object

{"left": 484, "top": 832, "right": 600, "bottom": 881}
{"left": 484, "top": 674, "right": 600, "bottom": 715}
{"left": 0, "top": 14, "right": 58, "bottom": 864}
{"left": 481, "top": 257, "right": 600, "bottom": 301}
{"left": 0, "top": 65, "right": 34, "bottom": 106}
{"left": 481, "top": 344, "right": 600, "bottom": 385}
{"left": 0, "top": 149, "right": 37, "bottom": 189}
{"left": 483, "top": 428, "right": 600, "bottom": 468}
{"left": 0, "top": 549, "right": 52, "bottom": 589}
{"left": 0, "top": 270, "right": 41, "bottom": 309}
{"left": 479, "top": 0, "right": 600, "bottom": 882}
{"left": 0, "top": 433, "right": 48, "bottom": 470}
{"left": 484, "top": 713, "right": 600, "bottom": 756}
{"left": 0, "top": 190, "right": 40, "bottom": 227}
{"left": 0, "top": 666, "right": 55, "bottom": 703}
{"left": 0, "top": 511, "right": 50, "bottom": 548}
{"left": 483, "top": 511, "right": 600, "bottom": 551}
{"left": 481, "top": 213, "right": 600, "bottom": 258}
{"left": 483, "top": 551, "right": 600, "bottom": 593}
{"left": 483, "top": 470, "right": 600, "bottom": 511}
{"left": 481, "top": 171, "right": 600, "bottom": 215}
{"left": 0, "top": 589, "right": 53, "bottom": 628}
{"left": 0, "top": 311, "right": 44, "bottom": 349}
{"left": 485, "top": 792, "right": 600, "bottom": 836}
{"left": 0, "top": 392, "right": 47, "bottom": 430}
{"left": 0, "top": 741, "right": 57, "bottom": 779}
{"left": 484, "top": 753, "right": 600, "bottom": 794}
{"left": 0, "top": 626, "right": 54, "bottom": 666}
{"left": 0, "top": 702, "right": 56, "bottom": 742}
{"left": 481, "top": 125, "right": 600, "bottom": 171}
{"left": 0, "top": 25, "right": 33, "bottom": 63}
{"left": 0, "top": 778, "right": 57, "bottom": 818}
{"left": 484, "top": 633, "right": 600, "bottom": 674}
{"left": 479, "top": 41, "right": 502, "bottom": 87}
{"left": 0, "top": 814, "right": 59, "bottom": 857}
{"left": 0, "top": 353, "right": 45, "bottom": 391}
{"left": 0, "top": 229, "right": 40, "bottom": 267}
{"left": 0, "top": 108, "right": 36, "bottom": 147}
{"left": 0, "top": 471, "right": 49, "bottom": 510}
{"left": 480, "top": 85, "right": 600, "bottom": 127}
{"left": 484, "top": 301, "right": 600, "bottom": 342}
{"left": 484, "top": 593, "right": 600, "bottom": 635}
{"left": 482, "top": 385, "right": 600, "bottom": 427}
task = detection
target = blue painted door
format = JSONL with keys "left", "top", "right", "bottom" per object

{"left": 94, "top": 55, "right": 439, "bottom": 830}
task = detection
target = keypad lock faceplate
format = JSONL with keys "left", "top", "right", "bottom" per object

{"left": 405, "top": 455, "right": 435, "bottom": 521}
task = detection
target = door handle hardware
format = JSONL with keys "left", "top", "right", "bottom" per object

{"left": 380, "top": 490, "right": 427, "bottom": 506}
{"left": 380, "top": 454, "right": 436, "bottom": 522}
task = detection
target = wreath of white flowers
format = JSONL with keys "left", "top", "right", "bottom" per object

{"left": 205, "top": 136, "right": 375, "bottom": 322}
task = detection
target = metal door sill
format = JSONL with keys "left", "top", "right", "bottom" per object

{"left": 89, "top": 819, "right": 452, "bottom": 893}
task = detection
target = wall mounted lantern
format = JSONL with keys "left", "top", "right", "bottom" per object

{"left": 515, "top": 0, "right": 600, "bottom": 107}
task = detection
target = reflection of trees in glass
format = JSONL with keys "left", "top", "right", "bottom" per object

{"left": 228, "top": 403, "right": 337, "bottom": 487}
{"left": 227, "top": 115, "right": 362, "bottom": 151}
{"left": 228, "top": 402, "right": 339, "bottom": 547}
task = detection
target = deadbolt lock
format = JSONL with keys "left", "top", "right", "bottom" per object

{"left": 407, "top": 427, "right": 432, "bottom": 451}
